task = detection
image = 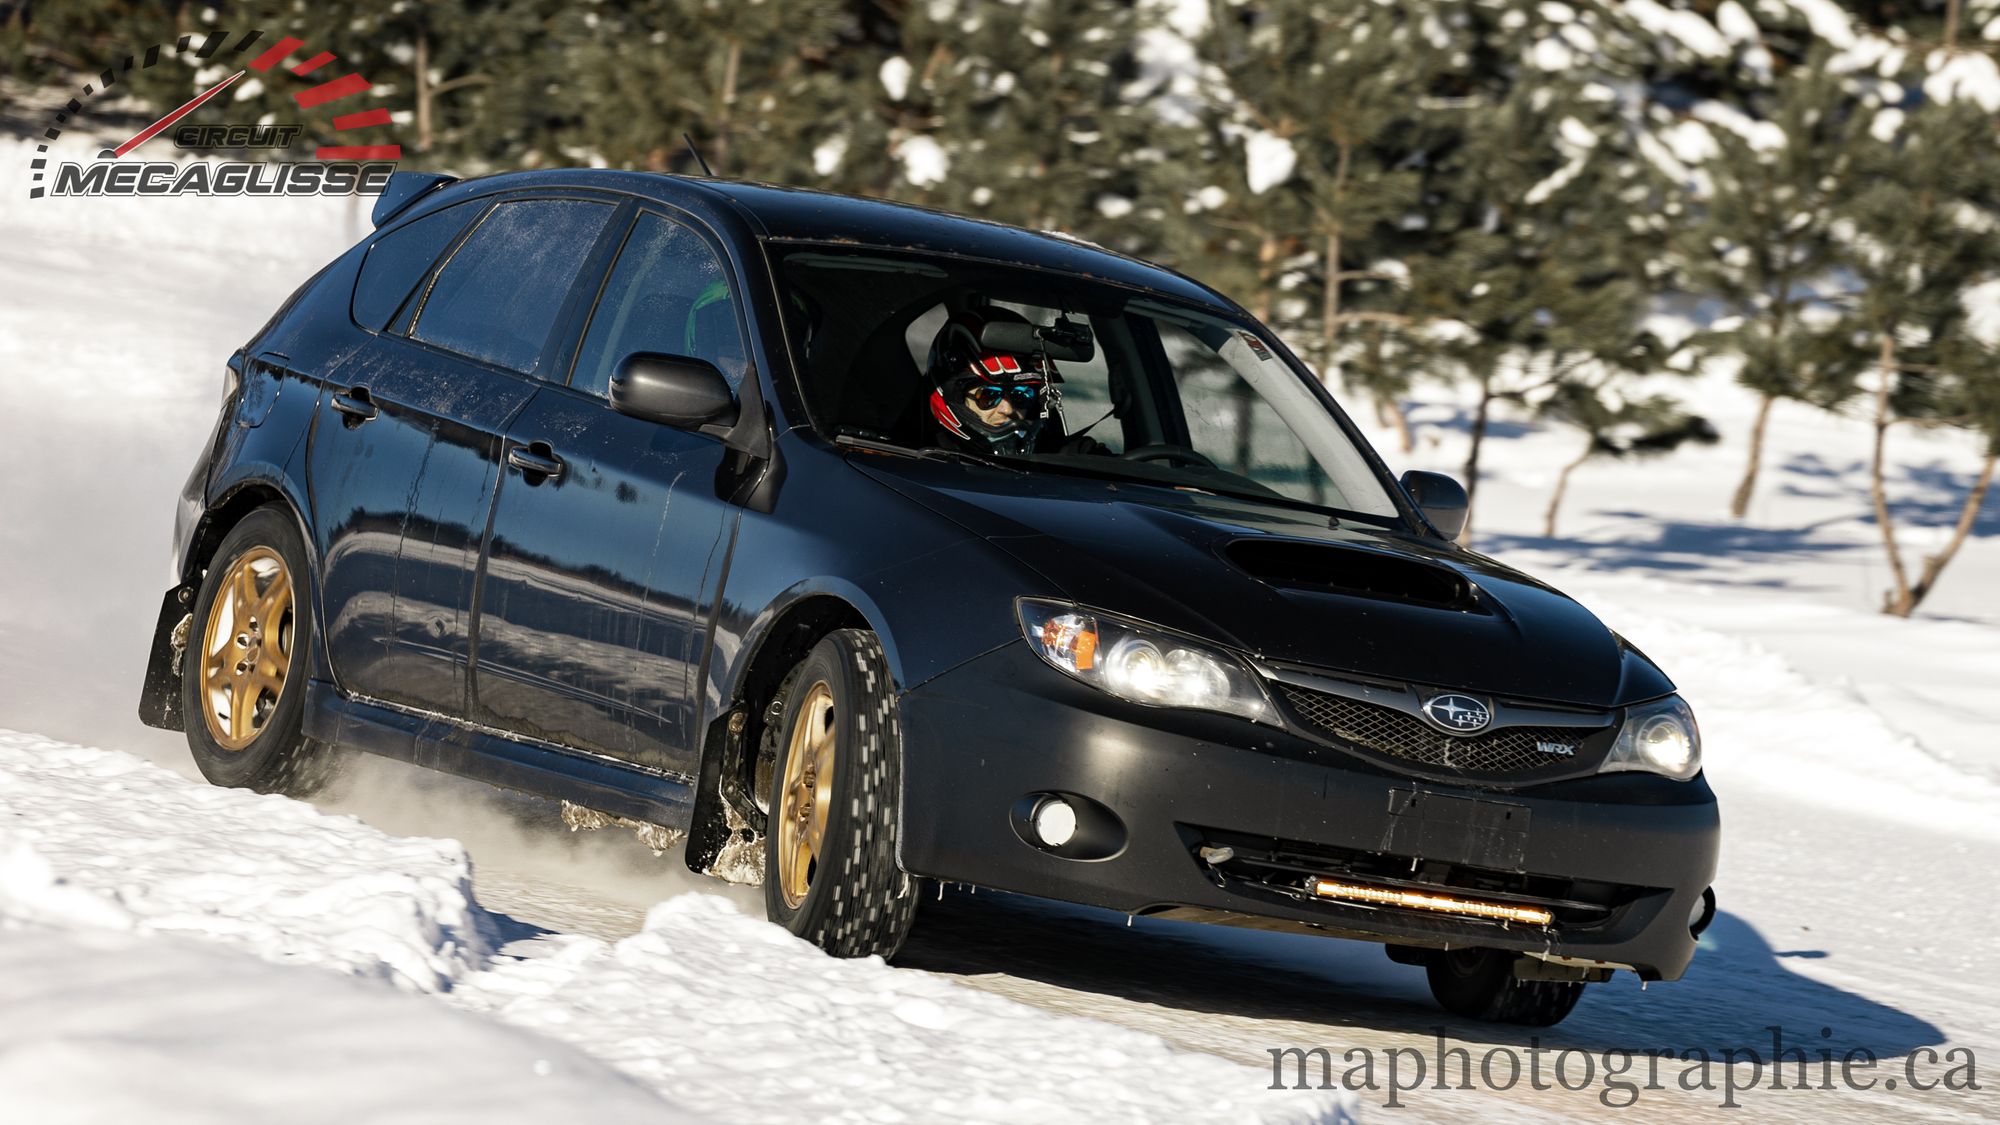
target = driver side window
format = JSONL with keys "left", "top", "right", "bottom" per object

{"left": 569, "top": 212, "right": 747, "bottom": 398}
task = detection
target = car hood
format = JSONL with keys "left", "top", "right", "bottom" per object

{"left": 852, "top": 457, "right": 1672, "bottom": 708}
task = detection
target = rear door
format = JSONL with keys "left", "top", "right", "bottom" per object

{"left": 471, "top": 208, "right": 749, "bottom": 774}
{"left": 307, "top": 200, "right": 488, "bottom": 702}
{"left": 378, "top": 195, "right": 621, "bottom": 717}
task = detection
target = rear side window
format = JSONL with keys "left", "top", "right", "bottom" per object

{"left": 351, "top": 203, "right": 480, "bottom": 331}
{"left": 568, "top": 211, "right": 747, "bottom": 397}
{"left": 410, "top": 198, "right": 614, "bottom": 374}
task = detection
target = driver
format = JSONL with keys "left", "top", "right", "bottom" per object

{"left": 924, "top": 305, "right": 1053, "bottom": 455}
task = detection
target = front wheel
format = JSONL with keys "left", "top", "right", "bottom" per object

{"left": 181, "top": 504, "right": 339, "bottom": 797}
{"left": 1426, "top": 948, "right": 1586, "bottom": 1026}
{"left": 762, "top": 629, "right": 917, "bottom": 958}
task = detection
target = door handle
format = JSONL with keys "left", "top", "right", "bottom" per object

{"left": 330, "top": 385, "right": 377, "bottom": 423}
{"left": 507, "top": 440, "right": 565, "bottom": 482}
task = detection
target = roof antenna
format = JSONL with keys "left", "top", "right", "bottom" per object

{"left": 683, "top": 133, "right": 715, "bottom": 177}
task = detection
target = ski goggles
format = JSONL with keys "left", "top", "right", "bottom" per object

{"left": 962, "top": 382, "right": 1045, "bottom": 410}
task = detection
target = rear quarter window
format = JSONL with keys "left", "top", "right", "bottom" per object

{"left": 350, "top": 202, "right": 483, "bottom": 331}
{"left": 408, "top": 198, "right": 614, "bottom": 375}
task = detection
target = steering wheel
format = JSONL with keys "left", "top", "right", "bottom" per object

{"left": 1122, "top": 444, "right": 1218, "bottom": 469}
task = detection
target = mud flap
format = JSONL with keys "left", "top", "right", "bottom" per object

{"left": 138, "top": 586, "right": 192, "bottom": 731}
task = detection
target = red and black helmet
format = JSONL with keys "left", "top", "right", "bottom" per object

{"left": 925, "top": 305, "right": 1051, "bottom": 453}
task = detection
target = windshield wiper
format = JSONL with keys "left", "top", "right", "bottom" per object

{"left": 992, "top": 453, "right": 1402, "bottom": 528}
{"left": 834, "top": 433, "right": 1026, "bottom": 473}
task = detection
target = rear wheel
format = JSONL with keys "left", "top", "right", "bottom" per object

{"left": 181, "top": 505, "right": 338, "bottom": 797}
{"left": 1425, "top": 948, "right": 1586, "bottom": 1026}
{"left": 762, "top": 629, "right": 917, "bottom": 958}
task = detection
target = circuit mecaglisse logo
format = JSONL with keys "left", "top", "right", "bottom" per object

{"left": 30, "top": 28, "right": 400, "bottom": 199}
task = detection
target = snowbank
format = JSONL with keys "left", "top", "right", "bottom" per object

{"left": 0, "top": 732, "right": 490, "bottom": 990}
{"left": 0, "top": 925, "right": 689, "bottom": 1125}
{"left": 0, "top": 732, "right": 1350, "bottom": 1124}
{"left": 457, "top": 894, "right": 1339, "bottom": 1125}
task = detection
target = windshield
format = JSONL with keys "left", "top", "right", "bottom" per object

{"left": 771, "top": 244, "right": 1403, "bottom": 523}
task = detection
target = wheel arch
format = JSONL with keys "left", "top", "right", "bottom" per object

{"left": 184, "top": 470, "right": 330, "bottom": 686}
{"left": 685, "top": 587, "right": 881, "bottom": 877}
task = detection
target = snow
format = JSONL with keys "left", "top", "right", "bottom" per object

{"left": 1186, "top": 184, "right": 1229, "bottom": 212}
{"left": 1154, "top": 0, "right": 1209, "bottom": 38}
{"left": 1869, "top": 106, "right": 1905, "bottom": 142}
{"left": 1691, "top": 100, "right": 1785, "bottom": 153}
{"left": 896, "top": 134, "right": 950, "bottom": 188}
{"left": 1658, "top": 119, "right": 1721, "bottom": 165}
{"left": 1782, "top": 0, "right": 1859, "bottom": 47}
{"left": 0, "top": 926, "right": 691, "bottom": 1125}
{"left": 1624, "top": 0, "right": 1731, "bottom": 59}
{"left": 812, "top": 134, "right": 848, "bottom": 177}
{"left": 1714, "top": 0, "right": 1761, "bottom": 43}
{"left": 1962, "top": 278, "right": 2000, "bottom": 350}
{"left": 0, "top": 734, "right": 489, "bottom": 991}
{"left": 1526, "top": 36, "right": 1574, "bottom": 72}
{"left": 879, "top": 55, "right": 912, "bottom": 102}
{"left": 1923, "top": 49, "right": 2000, "bottom": 113}
{"left": 0, "top": 731, "right": 1349, "bottom": 1124}
{"left": 1243, "top": 130, "right": 1296, "bottom": 194}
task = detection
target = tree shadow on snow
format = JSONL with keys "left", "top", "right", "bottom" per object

{"left": 1404, "top": 403, "right": 1536, "bottom": 442}
{"left": 1478, "top": 514, "right": 1864, "bottom": 590}
{"left": 900, "top": 892, "right": 1944, "bottom": 1060}
{"left": 1778, "top": 453, "right": 2000, "bottom": 536}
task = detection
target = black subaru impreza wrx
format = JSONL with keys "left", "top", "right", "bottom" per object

{"left": 139, "top": 168, "right": 1718, "bottom": 1026}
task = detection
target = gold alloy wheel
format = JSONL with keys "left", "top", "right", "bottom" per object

{"left": 776, "top": 681, "right": 837, "bottom": 909}
{"left": 198, "top": 546, "right": 294, "bottom": 751}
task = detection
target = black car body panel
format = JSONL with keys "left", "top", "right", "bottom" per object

{"left": 848, "top": 456, "right": 1677, "bottom": 709}
{"left": 141, "top": 168, "right": 1717, "bottom": 983}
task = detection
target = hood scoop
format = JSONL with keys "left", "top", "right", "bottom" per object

{"left": 1226, "top": 537, "right": 1482, "bottom": 612}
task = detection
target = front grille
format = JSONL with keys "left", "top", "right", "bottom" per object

{"left": 1276, "top": 683, "right": 1607, "bottom": 777}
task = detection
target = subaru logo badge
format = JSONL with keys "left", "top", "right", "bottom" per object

{"left": 1422, "top": 693, "right": 1491, "bottom": 734}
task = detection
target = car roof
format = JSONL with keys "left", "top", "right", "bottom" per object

{"left": 425, "top": 168, "right": 1236, "bottom": 313}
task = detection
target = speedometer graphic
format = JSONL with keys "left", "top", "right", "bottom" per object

{"left": 29, "top": 28, "right": 402, "bottom": 200}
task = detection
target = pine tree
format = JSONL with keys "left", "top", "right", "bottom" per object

{"left": 1192, "top": 3, "right": 1429, "bottom": 379}
{"left": 1393, "top": 2, "right": 1666, "bottom": 544}
{"left": 1841, "top": 96, "right": 2000, "bottom": 616}
{"left": 1667, "top": 50, "right": 1874, "bottom": 518}
{"left": 879, "top": 0, "right": 1164, "bottom": 249}
{"left": 547, "top": 0, "right": 858, "bottom": 180}
{"left": 1532, "top": 375, "right": 1719, "bottom": 537}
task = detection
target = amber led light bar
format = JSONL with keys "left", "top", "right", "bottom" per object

{"left": 1310, "top": 878, "right": 1554, "bottom": 926}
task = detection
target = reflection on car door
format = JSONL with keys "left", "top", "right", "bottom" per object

{"left": 316, "top": 195, "right": 616, "bottom": 716}
{"left": 308, "top": 200, "right": 488, "bottom": 703}
{"left": 472, "top": 209, "right": 748, "bottom": 776}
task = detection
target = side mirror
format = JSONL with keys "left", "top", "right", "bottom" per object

{"left": 1400, "top": 470, "right": 1468, "bottom": 540}
{"left": 610, "top": 352, "right": 738, "bottom": 430}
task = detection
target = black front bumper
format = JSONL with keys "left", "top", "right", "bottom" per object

{"left": 898, "top": 643, "right": 1719, "bottom": 981}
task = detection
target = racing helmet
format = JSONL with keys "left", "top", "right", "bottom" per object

{"left": 924, "top": 305, "right": 1052, "bottom": 454}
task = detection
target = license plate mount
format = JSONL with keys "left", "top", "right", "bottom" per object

{"left": 1381, "top": 789, "right": 1530, "bottom": 870}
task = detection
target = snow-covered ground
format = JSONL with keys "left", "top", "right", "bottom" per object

{"left": 2, "top": 132, "right": 1997, "bottom": 1121}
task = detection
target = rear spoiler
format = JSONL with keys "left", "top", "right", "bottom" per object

{"left": 371, "top": 171, "right": 459, "bottom": 228}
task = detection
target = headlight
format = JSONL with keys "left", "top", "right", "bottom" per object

{"left": 1601, "top": 694, "right": 1701, "bottom": 781}
{"left": 1017, "top": 598, "right": 1275, "bottom": 724}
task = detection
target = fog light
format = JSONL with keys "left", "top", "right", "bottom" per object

{"left": 1032, "top": 796, "right": 1077, "bottom": 847}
